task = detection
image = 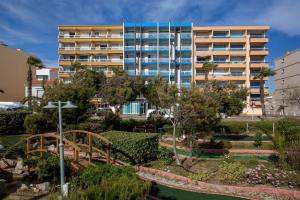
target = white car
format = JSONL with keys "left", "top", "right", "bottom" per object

{"left": 146, "top": 109, "right": 173, "bottom": 119}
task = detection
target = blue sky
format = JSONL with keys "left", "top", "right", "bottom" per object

{"left": 1, "top": 0, "right": 300, "bottom": 93}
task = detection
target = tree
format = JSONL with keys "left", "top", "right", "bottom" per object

{"left": 254, "top": 68, "right": 275, "bottom": 117}
{"left": 101, "top": 68, "right": 141, "bottom": 115}
{"left": 211, "top": 82, "right": 248, "bottom": 117}
{"left": 202, "top": 61, "right": 218, "bottom": 88}
{"left": 26, "top": 56, "right": 44, "bottom": 110}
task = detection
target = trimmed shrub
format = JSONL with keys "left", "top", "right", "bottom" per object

{"left": 0, "top": 110, "right": 31, "bottom": 134}
{"left": 23, "top": 113, "right": 48, "bottom": 134}
{"left": 102, "top": 131, "right": 159, "bottom": 164}
{"left": 198, "top": 139, "right": 232, "bottom": 150}
{"left": 78, "top": 121, "right": 102, "bottom": 133}
{"left": 157, "top": 147, "right": 174, "bottom": 164}
{"left": 253, "top": 132, "right": 263, "bottom": 148}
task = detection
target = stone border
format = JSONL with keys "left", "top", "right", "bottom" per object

{"left": 138, "top": 166, "right": 300, "bottom": 200}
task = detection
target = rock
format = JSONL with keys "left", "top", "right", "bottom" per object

{"left": 19, "top": 183, "right": 29, "bottom": 191}
{"left": 0, "top": 158, "right": 17, "bottom": 168}
{"left": 0, "top": 168, "right": 13, "bottom": 182}
{"left": 0, "top": 144, "right": 4, "bottom": 150}
{"left": 33, "top": 187, "right": 40, "bottom": 193}
{"left": 15, "top": 158, "right": 24, "bottom": 170}
{"left": 35, "top": 182, "right": 50, "bottom": 192}
{"left": 0, "top": 179, "right": 6, "bottom": 195}
{"left": 48, "top": 144, "right": 55, "bottom": 151}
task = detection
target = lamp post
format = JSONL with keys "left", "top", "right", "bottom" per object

{"left": 43, "top": 101, "right": 77, "bottom": 195}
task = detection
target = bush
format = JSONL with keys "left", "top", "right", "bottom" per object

{"left": 189, "top": 171, "right": 211, "bottom": 182}
{"left": 219, "top": 156, "right": 246, "bottom": 184}
{"left": 217, "top": 121, "right": 274, "bottom": 135}
{"left": 198, "top": 139, "right": 232, "bottom": 150}
{"left": 102, "top": 131, "right": 159, "bottom": 164}
{"left": 24, "top": 113, "right": 48, "bottom": 134}
{"left": 0, "top": 110, "right": 31, "bottom": 134}
{"left": 24, "top": 154, "right": 71, "bottom": 183}
{"left": 253, "top": 132, "right": 263, "bottom": 148}
{"left": 69, "top": 164, "right": 151, "bottom": 200}
{"left": 246, "top": 164, "right": 300, "bottom": 188}
{"left": 276, "top": 117, "right": 300, "bottom": 145}
{"left": 157, "top": 147, "right": 174, "bottom": 165}
{"left": 78, "top": 121, "right": 103, "bottom": 133}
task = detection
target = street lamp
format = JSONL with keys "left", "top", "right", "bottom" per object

{"left": 43, "top": 101, "right": 77, "bottom": 195}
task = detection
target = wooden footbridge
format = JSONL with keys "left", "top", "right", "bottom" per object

{"left": 25, "top": 130, "right": 119, "bottom": 168}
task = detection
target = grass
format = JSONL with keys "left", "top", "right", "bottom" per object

{"left": 231, "top": 142, "right": 274, "bottom": 150}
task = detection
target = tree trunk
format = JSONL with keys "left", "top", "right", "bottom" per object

{"left": 260, "top": 78, "right": 266, "bottom": 118}
{"left": 27, "top": 65, "right": 32, "bottom": 110}
{"left": 172, "top": 123, "right": 181, "bottom": 165}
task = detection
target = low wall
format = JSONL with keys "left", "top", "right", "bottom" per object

{"left": 138, "top": 166, "right": 300, "bottom": 200}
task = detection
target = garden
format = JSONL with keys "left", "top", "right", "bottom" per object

{"left": 1, "top": 67, "right": 300, "bottom": 199}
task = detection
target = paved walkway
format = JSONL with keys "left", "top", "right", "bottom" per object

{"left": 138, "top": 166, "right": 300, "bottom": 200}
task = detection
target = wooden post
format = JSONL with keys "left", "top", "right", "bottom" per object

{"left": 73, "top": 132, "right": 76, "bottom": 160}
{"left": 26, "top": 139, "right": 30, "bottom": 159}
{"left": 107, "top": 144, "right": 110, "bottom": 164}
{"left": 40, "top": 136, "right": 44, "bottom": 157}
{"left": 56, "top": 137, "right": 59, "bottom": 154}
{"left": 88, "top": 134, "right": 92, "bottom": 162}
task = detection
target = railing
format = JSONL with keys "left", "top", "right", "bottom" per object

{"left": 250, "top": 61, "right": 267, "bottom": 63}
{"left": 250, "top": 47, "right": 268, "bottom": 51}
{"left": 196, "top": 47, "right": 209, "bottom": 51}
{"left": 59, "top": 34, "right": 122, "bottom": 38}
{"left": 181, "top": 33, "right": 192, "bottom": 38}
{"left": 181, "top": 71, "right": 192, "bottom": 75}
{"left": 59, "top": 58, "right": 123, "bottom": 62}
{"left": 176, "top": 46, "right": 191, "bottom": 50}
{"left": 59, "top": 46, "right": 123, "bottom": 50}
{"left": 124, "top": 58, "right": 135, "bottom": 62}
{"left": 195, "top": 35, "right": 247, "bottom": 38}
{"left": 176, "top": 58, "right": 192, "bottom": 62}
{"left": 230, "top": 72, "right": 245, "bottom": 76}
{"left": 250, "top": 35, "right": 266, "bottom": 38}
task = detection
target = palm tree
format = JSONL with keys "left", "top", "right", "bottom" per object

{"left": 254, "top": 68, "right": 275, "bottom": 117}
{"left": 202, "top": 61, "right": 218, "bottom": 89}
{"left": 27, "top": 56, "right": 44, "bottom": 110}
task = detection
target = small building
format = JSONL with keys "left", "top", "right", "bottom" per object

{"left": 273, "top": 48, "right": 300, "bottom": 116}
{"left": 0, "top": 43, "right": 31, "bottom": 102}
{"left": 25, "top": 68, "right": 58, "bottom": 98}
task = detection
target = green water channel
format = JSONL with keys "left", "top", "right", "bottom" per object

{"left": 151, "top": 183, "right": 246, "bottom": 200}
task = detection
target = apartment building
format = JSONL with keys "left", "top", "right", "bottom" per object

{"left": 273, "top": 48, "right": 300, "bottom": 116}
{"left": 58, "top": 24, "right": 269, "bottom": 116}
{"left": 58, "top": 25, "right": 123, "bottom": 83}
{"left": 193, "top": 26, "right": 270, "bottom": 115}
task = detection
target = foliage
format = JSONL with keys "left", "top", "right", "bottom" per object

{"left": 217, "top": 121, "right": 274, "bottom": 135}
{"left": 69, "top": 164, "right": 151, "bottom": 200}
{"left": 246, "top": 164, "right": 300, "bottom": 188}
{"left": 78, "top": 121, "right": 103, "bottom": 133}
{"left": 101, "top": 68, "right": 143, "bottom": 114}
{"left": 189, "top": 171, "right": 211, "bottom": 182}
{"left": 276, "top": 117, "right": 300, "bottom": 145}
{"left": 219, "top": 156, "right": 247, "bottom": 184}
{"left": 157, "top": 147, "right": 174, "bottom": 165}
{"left": 23, "top": 113, "right": 48, "bottom": 134}
{"left": 0, "top": 110, "right": 31, "bottom": 134}
{"left": 198, "top": 139, "right": 232, "bottom": 150}
{"left": 286, "top": 145, "right": 300, "bottom": 171}
{"left": 102, "top": 131, "right": 159, "bottom": 164}
{"left": 253, "top": 132, "right": 263, "bottom": 148}
{"left": 25, "top": 154, "right": 71, "bottom": 183}
{"left": 202, "top": 61, "right": 218, "bottom": 83}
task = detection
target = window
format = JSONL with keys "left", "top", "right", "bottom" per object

{"left": 281, "top": 68, "right": 285, "bottom": 74}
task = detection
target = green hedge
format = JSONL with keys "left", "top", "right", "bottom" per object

{"left": 217, "top": 121, "right": 274, "bottom": 135}
{"left": 24, "top": 113, "right": 48, "bottom": 134}
{"left": 102, "top": 131, "right": 159, "bottom": 164}
{"left": 0, "top": 110, "right": 31, "bottom": 134}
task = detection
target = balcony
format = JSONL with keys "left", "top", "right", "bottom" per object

{"left": 59, "top": 46, "right": 123, "bottom": 53}
{"left": 180, "top": 71, "right": 192, "bottom": 77}
{"left": 181, "top": 33, "right": 192, "bottom": 39}
{"left": 250, "top": 47, "right": 269, "bottom": 55}
{"left": 194, "top": 35, "right": 247, "bottom": 43}
{"left": 176, "top": 58, "right": 192, "bottom": 63}
{"left": 59, "top": 58, "right": 123, "bottom": 66}
{"left": 59, "top": 34, "right": 123, "bottom": 38}
{"left": 176, "top": 46, "right": 191, "bottom": 51}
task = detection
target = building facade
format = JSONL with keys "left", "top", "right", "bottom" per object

{"left": 58, "top": 24, "right": 270, "bottom": 116}
{"left": 25, "top": 68, "right": 59, "bottom": 98}
{"left": 273, "top": 48, "right": 300, "bottom": 116}
{"left": 0, "top": 43, "right": 31, "bottom": 102}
